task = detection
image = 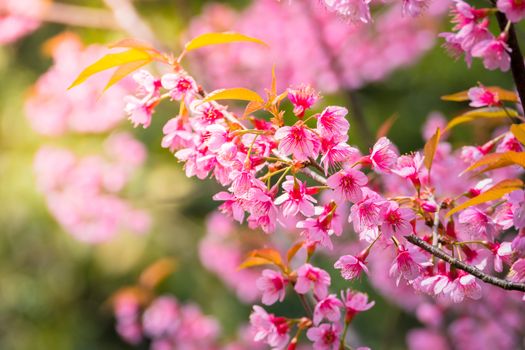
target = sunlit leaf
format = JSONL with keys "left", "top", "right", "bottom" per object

{"left": 183, "top": 32, "right": 267, "bottom": 54}
{"left": 445, "top": 108, "right": 518, "bottom": 131}
{"left": 68, "top": 49, "right": 153, "bottom": 89}
{"left": 286, "top": 241, "right": 304, "bottom": 263}
{"left": 203, "top": 88, "right": 265, "bottom": 103}
{"left": 376, "top": 114, "right": 398, "bottom": 139}
{"left": 441, "top": 87, "right": 518, "bottom": 102}
{"left": 139, "top": 258, "right": 177, "bottom": 289}
{"left": 104, "top": 59, "right": 151, "bottom": 92}
{"left": 423, "top": 128, "right": 440, "bottom": 171}
{"left": 243, "top": 100, "right": 265, "bottom": 118}
{"left": 446, "top": 179, "right": 523, "bottom": 218}
{"left": 238, "top": 248, "right": 284, "bottom": 270}
{"left": 109, "top": 38, "right": 157, "bottom": 52}
{"left": 464, "top": 151, "right": 525, "bottom": 173}
{"left": 511, "top": 124, "right": 525, "bottom": 145}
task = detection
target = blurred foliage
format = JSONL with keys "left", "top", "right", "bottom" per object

{"left": 0, "top": 1, "right": 521, "bottom": 349}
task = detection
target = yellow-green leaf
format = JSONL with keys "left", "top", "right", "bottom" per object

{"left": 203, "top": 88, "right": 264, "bottom": 103}
{"left": 182, "top": 32, "right": 267, "bottom": 55}
{"left": 104, "top": 59, "right": 151, "bottom": 92}
{"left": 446, "top": 179, "right": 523, "bottom": 218}
{"left": 68, "top": 49, "right": 152, "bottom": 89}
{"left": 441, "top": 86, "right": 518, "bottom": 102}
{"left": 424, "top": 128, "right": 441, "bottom": 171}
{"left": 511, "top": 124, "right": 525, "bottom": 145}
{"left": 464, "top": 151, "right": 525, "bottom": 173}
{"left": 445, "top": 108, "right": 518, "bottom": 131}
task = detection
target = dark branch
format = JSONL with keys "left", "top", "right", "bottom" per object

{"left": 405, "top": 234, "right": 525, "bottom": 292}
{"left": 492, "top": 2, "right": 525, "bottom": 109}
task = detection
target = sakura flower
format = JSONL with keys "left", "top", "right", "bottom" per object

{"left": 287, "top": 84, "right": 320, "bottom": 118}
{"left": 125, "top": 70, "right": 161, "bottom": 128}
{"left": 327, "top": 168, "right": 368, "bottom": 203}
{"left": 320, "top": 139, "right": 361, "bottom": 174}
{"left": 458, "top": 207, "right": 499, "bottom": 240}
{"left": 392, "top": 153, "right": 424, "bottom": 186}
{"left": 508, "top": 258, "right": 525, "bottom": 282}
{"left": 323, "top": 0, "right": 372, "bottom": 23}
{"left": 364, "top": 137, "right": 398, "bottom": 173}
{"left": 468, "top": 84, "right": 500, "bottom": 107}
{"left": 161, "top": 116, "right": 194, "bottom": 152}
{"left": 334, "top": 254, "right": 368, "bottom": 280}
{"left": 142, "top": 296, "right": 180, "bottom": 338}
{"left": 471, "top": 35, "right": 511, "bottom": 71}
{"left": 341, "top": 289, "right": 374, "bottom": 322}
{"left": 490, "top": 241, "right": 513, "bottom": 272}
{"left": 442, "top": 273, "right": 482, "bottom": 303}
{"left": 230, "top": 170, "right": 255, "bottom": 197}
{"left": 379, "top": 201, "right": 415, "bottom": 238}
{"left": 249, "top": 306, "right": 290, "bottom": 349}
{"left": 389, "top": 245, "right": 423, "bottom": 285}
{"left": 497, "top": 0, "right": 525, "bottom": 22}
{"left": 274, "top": 176, "right": 317, "bottom": 217}
{"left": 213, "top": 191, "right": 245, "bottom": 223}
{"left": 306, "top": 323, "right": 342, "bottom": 350}
{"left": 349, "top": 191, "right": 386, "bottom": 241}
{"left": 316, "top": 106, "right": 349, "bottom": 141}
{"left": 275, "top": 123, "right": 321, "bottom": 161}
{"left": 246, "top": 187, "right": 278, "bottom": 234}
{"left": 508, "top": 190, "right": 525, "bottom": 229}
{"left": 190, "top": 101, "right": 225, "bottom": 127}
{"left": 294, "top": 264, "right": 331, "bottom": 299}
{"left": 297, "top": 203, "right": 342, "bottom": 249}
{"left": 403, "top": 0, "right": 429, "bottom": 17}
{"left": 313, "top": 295, "right": 343, "bottom": 325}
{"left": 161, "top": 71, "right": 197, "bottom": 101}
{"left": 256, "top": 269, "right": 288, "bottom": 305}
{"left": 512, "top": 229, "right": 525, "bottom": 256}
{"left": 419, "top": 273, "right": 452, "bottom": 297}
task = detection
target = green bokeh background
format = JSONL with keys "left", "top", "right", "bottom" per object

{"left": 0, "top": 1, "right": 518, "bottom": 349}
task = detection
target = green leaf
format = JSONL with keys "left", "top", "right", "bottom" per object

{"left": 68, "top": 49, "right": 152, "bottom": 89}
{"left": 446, "top": 179, "right": 523, "bottom": 218}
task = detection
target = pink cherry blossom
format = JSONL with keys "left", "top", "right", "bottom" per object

{"left": 497, "top": 0, "right": 525, "bottom": 22}
{"left": 322, "top": 0, "right": 372, "bottom": 23}
{"left": 341, "top": 289, "right": 375, "bottom": 322}
{"left": 313, "top": 294, "right": 343, "bottom": 325}
{"left": 256, "top": 269, "right": 288, "bottom": 305}
{"left": 365, "top": 137, "right": 398, "bottom": 173}
{"left": 389, "top": 245, "right": 424, "bottom": 285}
{"left": 274, "top": 176, "right": 317, "bottom": 217}
{"left": 468, "top": 84, "right": 501, "bottom": 107}
{"left": 327, "top": 168, "right": 368, "bottom": 203}
{"left": 275, "top": 123, "right": 321, "bottom": 161}
{"left": 294, "top": 264, "right": 331, "bottom": 299}
{"left": 142, "top": 296, "right": 180, "bottom": 338}
{"left": 320, "top": 139, "right": 361, "bottom": 174}
{"left": 442, "top": 273, "right": 482, "bottom": 303}
{"left": 249, "top": 305, "right": 290, "bottom": 349}
{"left": 297, "top": 203, "right": 342, "bottom": 249}
{"left": 380, "top": 201, "right": 415, "bottom": 238}
{"left": 287, "top": 84, "right": 320, "bottom": 118}
{"left": 334, "top": 254, "right": 368, "bottom": 280}
{"left": 161, "top": 71, "right": 198, "bottom": 101}
{"left": 471, "top": 35, "right": 511, "bottom": 72}
{"left": 306, "top": 322, "right": 342, "bottom": 350}
{"left": 317, "top": 106, "right": 350, "bottom": 141}
{"left": 458, "top": 207, "right": 499, "bottom": 240}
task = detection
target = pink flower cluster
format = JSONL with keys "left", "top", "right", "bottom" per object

{"left": 0, "top": 0, "right": 47, "bottom": 45}
{"left": 441, "top": 0, "right": 513, "bottom": 71}
{"left": 25, "top": 33, "right": 131, "bottom": 135}
{"left": 33, "top": 133, "right": 150, "bottom": 243}
{"left": 186, "top": 0, "right": 449, "bottom": 94}
{"left": 26, "top": 34, "right": 150, "bottom": 243}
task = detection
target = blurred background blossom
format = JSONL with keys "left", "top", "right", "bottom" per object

{"left": 1, "top": 0, "right": 523, "bottom": 349}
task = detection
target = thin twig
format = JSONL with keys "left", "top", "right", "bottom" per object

{"left": 42, "top": 2, "right": 119, "bottom": 30}
{"left": 405, "top": 234, "right": 525, "bottom": 292}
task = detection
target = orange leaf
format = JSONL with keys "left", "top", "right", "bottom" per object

{"left": 104, "top": 59, "right": 151, "bottom": 92}
{"left": 423, "top": 127, "right": 441, "bottom": 171}
{"left": 511, "top": 124, "right": 525, "bottom": 145}
{"left": 238, "top": 248, "right": 284, "bottom": 270}
{"left": 376, "top": 114, "right": 398, "bottom": 140}
{"left": 464, "top": 151, "right": 525, "bottom": 173}
{"left": 446, "top": 179, "right": 523, "bottom": 218}
{"left": 139, "top": 258, "right": 177, "bottom": 289}
{"left": 286, "top": 241, "right": 304, "bottom": 263}
{"left": 445, "top": 108, "right": 518, "bottom": 131}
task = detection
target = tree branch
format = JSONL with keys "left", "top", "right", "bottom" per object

{"left": 42, "top": 3, "right": 119, "bottom": 30}
{"left": 405, "top": 234, "right": 525, "bottom": 292}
